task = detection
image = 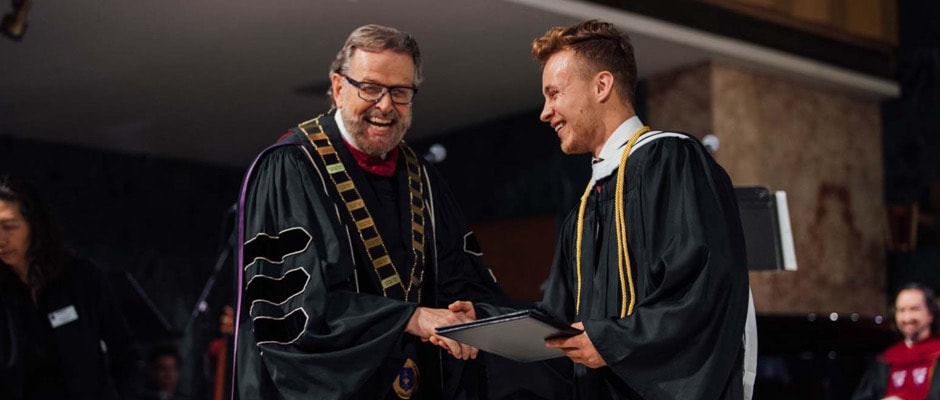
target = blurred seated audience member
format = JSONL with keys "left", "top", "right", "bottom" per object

{"left": 207, "top": 305, "right": 234, "bottom": 400}
{"left": 0, "top": 174, "right": 140, "bottom": 399}
{"left": 854, "top": 282, "right": 940, "bottom": 399}
{"left": 141, "top": 344, "right": 189, "bottom": 400}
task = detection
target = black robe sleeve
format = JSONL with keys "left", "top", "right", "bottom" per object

{"left": 543, "top": 137, "right": 749, "bottom": 399}
{"left": 237, "top": 146, "right": 418, "bottom": 400}
{"left": 852, "top": 359, "right": 888, "bottom": 400}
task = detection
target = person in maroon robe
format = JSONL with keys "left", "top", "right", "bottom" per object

{"left": 854, "top": 283, "right": 940, "bottom": 400}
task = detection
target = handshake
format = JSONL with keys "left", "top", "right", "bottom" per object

{"left": 405, "top": 300, "right": 478, "bottom": 360}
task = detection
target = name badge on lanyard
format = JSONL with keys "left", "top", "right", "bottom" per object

{"left": 48, "top": 305, "right": 79, "bottom": 328}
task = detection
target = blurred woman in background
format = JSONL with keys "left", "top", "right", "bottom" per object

{"left": 0, "top": 175, "right": 139, "bottom": 399}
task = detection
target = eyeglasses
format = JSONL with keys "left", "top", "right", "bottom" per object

{"left": 342, "top": 75, "right": 418, "bottom": 105}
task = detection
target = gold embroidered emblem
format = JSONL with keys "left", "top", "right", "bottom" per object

{"left": 393, "top": 358, "right": 419, "bottom": 399}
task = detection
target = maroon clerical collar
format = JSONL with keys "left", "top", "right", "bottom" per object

{"left": 343, "top": 139, "right": 399, "bottom": 177}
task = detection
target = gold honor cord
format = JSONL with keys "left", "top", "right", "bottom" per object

{"left": 298, "top": 116, "right": 426, "bottom": 302}
{"left": 575, "top": 126, "right": 650, "bottom": 318}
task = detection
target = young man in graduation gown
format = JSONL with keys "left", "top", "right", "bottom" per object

{"left": 854, "top": 283, "right": 940, "bottom": 399}
{"left": 233, "top": 25, "right": 512, "bottom": 400}
{"left": 456, "top": 20, "right": 754, "bottom": 400}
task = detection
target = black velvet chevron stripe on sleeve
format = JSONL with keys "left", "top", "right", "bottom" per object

{"left": 246, "top": 268, "right": 309, "bottom": 306}
{"left": 243, "top": 227, "right": 312, "bottom": 266}
{"left": 253, "top": 308, "right": 308, "bottom": 345}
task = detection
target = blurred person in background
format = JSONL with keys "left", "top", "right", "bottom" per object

{"left": 854, "top": 282, "right": 940, "bottom": 400}
{"left": 0, "top": 174, "right": 140, "bottom": 399}
{"left": 140, "top": 345, "right": 188, "bottom": 400}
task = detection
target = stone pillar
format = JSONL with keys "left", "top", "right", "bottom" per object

{"left": 647, "top": 62, "right": 886, "bottom": 316}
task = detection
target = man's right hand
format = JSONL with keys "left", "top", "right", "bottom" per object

{"left": 447, "top": 300, "right": 476, "bottom": 320}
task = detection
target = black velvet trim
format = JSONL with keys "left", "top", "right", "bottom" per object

{"left": 244, "top": 228, "right": 311, "bottom": 266}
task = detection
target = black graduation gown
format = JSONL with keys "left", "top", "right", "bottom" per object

{"left": 234, "top": 112, "right": 509, "bottom": 400}
{"left": 539, "top": 132, "right": 750, "bottom": 400}
{"left": 0, "top": 256, "right": 140, "bottom": 400}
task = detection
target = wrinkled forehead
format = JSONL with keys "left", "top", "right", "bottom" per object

{"left": 348, "top": 49, "right": 417, "bottom": 82}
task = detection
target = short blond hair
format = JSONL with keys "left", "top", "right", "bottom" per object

{"left": 532, "top": 20, "right": 637, "bottom": 105}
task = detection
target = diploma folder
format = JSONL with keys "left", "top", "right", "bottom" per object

{"left": 435, "top": 309, "right": 582, "bottom": 362}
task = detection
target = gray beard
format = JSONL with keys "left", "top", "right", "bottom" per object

{"left": 340, "top": 107, "right": 409, "bottom": 157}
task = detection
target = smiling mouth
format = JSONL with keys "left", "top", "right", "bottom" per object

{"left": 366, "top": 116, "right": 394, "bottom": 128}
{"left": 553, "top": 121, "right": 565, "bottom": 133}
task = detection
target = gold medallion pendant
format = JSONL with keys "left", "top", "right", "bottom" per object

{"left": 393, "top": 358, "right": 419, "bottom": 399}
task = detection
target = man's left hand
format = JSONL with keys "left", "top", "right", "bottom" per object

{"left": 545, "top": 322, "right": 607, "bottom": 368}
{"left": 447, "top": 300, "right": 476, "bottom": 320}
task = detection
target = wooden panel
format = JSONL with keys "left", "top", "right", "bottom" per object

{"left": 881, "top": 0, "right": 899, "bottom": 44}
{"left": 843, "top": 0, "right": 884, "bottom": 40}
{"left": 700, "top": 0, "right": 897, "bottom": 47}
{"left": 792, "top": 0, "right": 831, "bottom": 24}
{"left": 737, "top": 0, "right": 777, "bottom": 8}
{"left": 471, "top": 216, "right": 557, "bottom": 302}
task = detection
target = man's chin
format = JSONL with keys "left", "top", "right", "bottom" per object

{"left": 365, "top": 125, "right": 396, "bottom": 138}
{"left": 360, "top": 136, "right": 400, "bottom": 156}
{"left": 560, "top": 142, "right": 588, "bottom": 155}
{"left": 902, "top": 330, "right": 926, "bottom": 342}
{"left": 559, "top": 139, "right": 575, "bottom": 154}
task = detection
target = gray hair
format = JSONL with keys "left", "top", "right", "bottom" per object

{"left": 328, "top": 24, "right": 422, "bottom": 102}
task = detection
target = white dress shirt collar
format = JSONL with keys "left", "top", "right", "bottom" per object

{"left": 591, "top": 116, "right": 645, "bottom": 183}
{"left": 333, "top": 110, "right": 356, "bottom": 149}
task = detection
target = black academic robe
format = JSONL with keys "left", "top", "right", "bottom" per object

{"left": 234, "top": 112, "right": 509, "bottom": 400}
{"left": 0, "top": 256, "right": 140, "bottom": 400}
{"left": 539, "top": 131, "right": 750, "bottom": 399}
